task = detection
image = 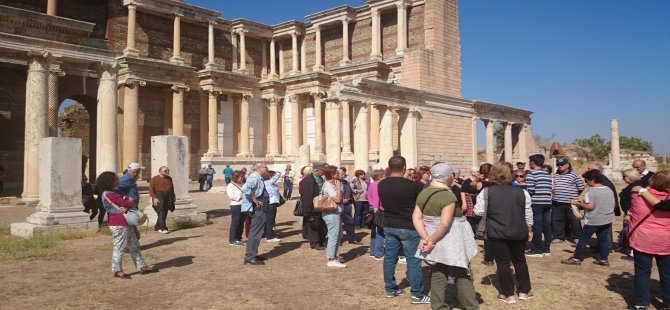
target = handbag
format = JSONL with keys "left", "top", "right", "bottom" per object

{"left": 279, "top": 195, "right": 286, "bottom": 206}
{"left": 313, "top": 194, "right": 337, "bottom": 212}
{"left": 373, "top": 211, "right": 384, "bottom": 227}
{"left": 571, "top": 204, "right": 585, "bottom": 220}
{"left": 293, "top": 199, "right": 303, "bottom": 216}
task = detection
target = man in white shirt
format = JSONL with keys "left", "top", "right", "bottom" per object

{"left": 633, "top": 159, "right": 655, "bottom": 186}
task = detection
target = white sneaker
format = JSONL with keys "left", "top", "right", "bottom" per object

{"left": 398, "top": 257, "right": 407, "bottom": 264}
{"left": 159, "top": 230, "right": 169, "bottom": 234}
{"left": 327, "top": 260, "right": 347, "bottom": 268}
{"left": 265, "top": 238, "right": 281, "bottom": 243}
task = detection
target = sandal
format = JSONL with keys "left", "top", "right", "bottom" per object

{"left": 140, "top": 265, "right": 159, "bottom": 274}
{"left": 113, "top": 271, "right": 131, "bottom": 279}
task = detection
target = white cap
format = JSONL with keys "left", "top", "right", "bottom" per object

{"left": 430, "top": 163, "right": 457, "bottom": 180}
{"left": 128, "top": 162, "right": 145, "bottom": 171}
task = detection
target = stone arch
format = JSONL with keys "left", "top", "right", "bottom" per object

{"left": 57, "top": 95, "right": 98, "bottom": 180}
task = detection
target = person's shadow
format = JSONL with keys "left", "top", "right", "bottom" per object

{"left": 261, "top": 241, "right": 306, "bottom": 259}
{"left": 606, "top": 271, "right": 665, "bottom": 309}
{"left": 154, "top": 255, "right": 195, "bottom": 270}
{"left": 140, "top": 236, "right": 202, "bottom": 251}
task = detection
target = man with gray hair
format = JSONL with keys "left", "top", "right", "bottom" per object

{"left": 632, "top": 159, "right": 655, "bottom": 186}
{"left": 242, "top": 162, "right": 269, "bottom": 265}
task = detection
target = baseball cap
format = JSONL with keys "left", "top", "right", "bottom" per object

{"left": 556, "top": 158, "right": 570, "bottom": 166}
{"left": 430, "top": 163, "right": 457, "bottom": 179}
{"left": 128, "top": 162, "right": 145, "bottom": 170}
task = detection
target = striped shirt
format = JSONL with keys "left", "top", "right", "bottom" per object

{"left": 552, "top": 172, "right": 585, "bottom": 203}
{"left": 525, "top": 170, "right": 553, "bottom": 205}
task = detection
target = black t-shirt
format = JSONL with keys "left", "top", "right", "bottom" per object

{"left": 378, "top": 177, "right": 423, "bottom": 230}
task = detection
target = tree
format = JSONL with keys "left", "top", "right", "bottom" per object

{"left": 620, "top": 136, "right": 653, "bottom": 153}
{"left": 573, "top": 134, "right": 610, "bottom": 160}
{"left": 494, "top": 125, "right": 504, "bottom": 149}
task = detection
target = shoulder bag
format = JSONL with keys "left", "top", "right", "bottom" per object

{"left": 313, "top": 184, "right": 338, "bottom": 213}
{"left": 293, "top": 199, "right": 303, "bottom": 216}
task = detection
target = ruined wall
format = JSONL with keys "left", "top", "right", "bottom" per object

{"left": 416, "top": 111, "right": 472, "bottom": 171}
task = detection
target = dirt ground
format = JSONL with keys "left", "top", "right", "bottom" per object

{"left": 0, "top": 181, "right": 664, "bottom": 309}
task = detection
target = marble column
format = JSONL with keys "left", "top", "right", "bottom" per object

{"left": 471, "top": 116, "right": 478, "bottom": 168}
{"left": 518, "top": 123, "right": 527, "bottom": 163}
{"left": 369, "top": 8, "right": 382, "bottom": 61}
{"left": 46, "top": 0, "right": 57, "bottom": 16}
{"left": 340, "top": 18, "right": 351, "bottom": 66}
{"left": 96, "top": 61, "right": 119, "bottom": 174}
{"left": 267, "top": 97, "right": 280, "bottom": 156}
{"left": 170, "top": 14, "right": 184, "bottom": 64}
{"left": 313, "top": 26, "right": 324, "bottom": 72}
{"left": 353, "top": 103, "right": 369, "bottom": 171}
{"left": 278, "top": 42, "right": 284, "bottom": 76}
{"left": 369, "top": 104, "right": 380, "bottom": 156}
{"left": 122, "top": 79, "right": 145, "bottom": 166}
{"left": 261, "top": 40, "right": 267, "bottom": 79}
{"left": 123, "top": 4, "right": 139, "bottom": 56}
{"left": 198, "top": 91, "right": 208, "bottom": 154}
{"left": 269, "top": 38, "right": 277, "bottom": 79}
{"left": 400, "top": 109, "right": 418, "bottom": 168}
{"left": 379, "top": 105, "right": 394, "bottom": 168}
{"left": 238, "top": 29, "right": 248, "bottom": 73}
{"left": 485, "top": 119, "right": 495, "bottom": 164}
{"left": 311, "top": 91, "right": 325, "bottom": 159}
{"left": 231, "top": 31, "right": 238, "bottom": 70}
{"left": 325, "top": 99, "right": 342, "bottom": 167}
{"left": 504, "top": 122, "right": 513, "bottom": 163}
{"left": 341, "top": 100, "right": 353, "bottom": 157}
{"left": 396, "top": 3, "right": 408, "bottom": 56}
{"left": 291, "top": 31, "right": 299, "bottom": 74}
{"left": 291, "top": 94, "right": 301, "bottom": 154}
{"left": 206, "top": 21, "right": 218, "bottom": 70}
{"left": 207, "top": 91, "right": 221, "bottom": 156}
{"left": 47, "top": 64, "right": 64, "bottom": 137}
{"left": 237, "top": 93, "right": 252, "bottom": 157}
{"left": 300, "top": 36, "right": 307, "bottom": 72}
{"left": 611, "top": 119, "right": 621, "bottom": 169}
{"left": 171, "top": 85, "right": 189, "bottom": 136}
{"left": 22, "top": 53, "right": 50, "bottom": 203}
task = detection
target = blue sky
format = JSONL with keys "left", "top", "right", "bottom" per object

{"left": 190, "top": 0, "right": 670, "bottom": 155}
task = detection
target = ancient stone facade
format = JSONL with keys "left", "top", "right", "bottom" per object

{"left": 0, "top": 0, "right": 535, "bottom": 195}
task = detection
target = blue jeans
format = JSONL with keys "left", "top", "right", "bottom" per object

{"left": 370, "top": 224, "right": 385, "bottom": 257}
{"left": 283, "top": 180, "right": 293, "bottom": 199}
{"left": 383, "top": 227, "right": 425, "bottom": 298}
{"left": 573, "top": 223, "right": 611, "bottom": 260}
{"left": 354, "top": 201, "right": 370, "bottom": 228}
{"left": 634, "top": 250, "right": 670, "bottom": 308}
{"left": 322, "top": 212, "right": 342, "bottom": 259}
{"left": 229, "top": 205, "right": 247, "bottom": 243}
{"left": 206, "top": 175, "right": 213, "bottom": 190}
{"left": 264, "top": 203, "right": 278, "bottom": 239}
{"left": 340, "top": 204, "right": 356, "bottom": 242}
{"left": 531, "top": 204, "right": 553, "bottom": 253}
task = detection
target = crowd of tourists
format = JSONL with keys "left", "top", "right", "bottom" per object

{"left": 81, "top": 154, "right": 668, "bottom": 310}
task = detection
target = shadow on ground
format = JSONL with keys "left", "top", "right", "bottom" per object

{"left": 154, "top": 255, "right": 195, "bottom": 270}
{"left": 141, "top": 235, "right": 203, "bottom": 251}
{"left": 204, "top": 209, "right": 231, "bottom": 219}
{"left": 262, "top": 241, "right": 307, "bottom": 260}
{"left": 606, "top": 271, "right": 665, "bottom": 309}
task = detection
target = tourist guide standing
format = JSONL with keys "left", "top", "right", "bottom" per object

{"left": 242, "top": 163, "right": 269, "bottom": 265}
{"left": 149, "top": 166, "right": 176, "bottom": 234}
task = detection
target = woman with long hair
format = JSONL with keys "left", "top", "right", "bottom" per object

{"left": 97, "top": 171, "right": 157, "bottom": 279}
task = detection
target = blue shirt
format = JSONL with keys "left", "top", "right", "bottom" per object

{"left": 525, "top": 170, "right": 553, "bottom": 205}
{"left": 116, "top": 172, "right": 139, "bottom": 208}
{"left": 264, "top": 172, "right": 282, "bottom": 204}
{"left": 241, "top": 171, "right": 265, "bottom": 212}
{"left": 205, "top": 167, "right": 216, "bottom": 176}
{"left": 552, "top": 171, "right": 585, "bottom": 203}
{"left": 223, "top": 167, "right": 233, "bottom": 178}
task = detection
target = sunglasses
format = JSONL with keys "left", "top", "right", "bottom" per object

{"left": 515, "top": 175, "right": 525, "bottom": 178}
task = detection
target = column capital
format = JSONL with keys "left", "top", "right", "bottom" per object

{"left": 207, "top": 89, "right": 223, "bottom": 97}
{"left": 96, "top": 61, "right": 119, "bottom": 80}
{"left": 370, "top": 7, "right": 380, "bottom": 16}
{"left": 235, "top": 28, "right": 248, "bottom": 35}
{"left": 123, "top": 79, "right": 146, "bottom": 88}
{"left": 396, "top": 2, "right": 410, "bottom": 10}
{"left": 287, "top": 93, "right": 298, "bottom": 102}
{"left": 208, "top": 20, "right": 217, "bottom": 26}
{"left": 127, "top": 3, "right": 137, "bottom": 10}
{"left": 173, "top": 13, "right": 184, "bottom": 18}
{"left": 325, "top": 98, "right": 341, "bottom": 109}
{"left": 341, "top": 17, "right": 352, "bottom": 23}
{"left": 49, "top": 62, "right": 65, "bottom": 77}
{"left": 267, "top": 96, "right": 281, "bottom": 106}
{"left": 291, "top": 30, "right": 302, "bottom": 37}
{"left": 171, "top": 84, "right": 190, "bottom": 93}
{"left": 241, "top": 92, "right": 253, "bottom": 100}
{"left": 310, "top": 91, "right": 326, "bottom": 100}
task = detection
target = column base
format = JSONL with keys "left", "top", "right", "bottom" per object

{"left": 369, "top": 54, "right": 383, "bottom": 62}
{"left": 205, "top": 62, "right": 220, "bottom": 71}
{"left": 123, "top": 48, "right": 140, "bottom": 57}
{"left": 265, "top": 152, "right": 281, "bottom": 158}
{"left": 339, "top": 59, "right": 351, "bottom": 66}
{"left": 143, "top": 202, "right": 206, "bottom": 227}
{"left": 204, "top": 151, "right": 222, "bottom": 158}
{"left": 170, "top": 56, "right": 185, "bottom": 65}
{"left": 268, "top": 74, "right": 279, "bottom": 80}
{"left": 236, "top": 68, "right": 250, "bottom": 75}
{"left": 342, "top": 151, "right": 354, "bottom": 160}
{"left": 21, "top": 196, "right": 39, "bottom": 206}
{"left": 289, "top": 70, "right": 300, "bottom": 75}
{"left": 312, "top": 65, "right": 324, "bottom": 72}
{"left": 395, "top": 48, "right": 405, "bottom": 56}
{"left": 236, "top": 152, "right": 253, "bottom": 158}
{"left": 11, "top": 209, "right": 97, "bottom": 237}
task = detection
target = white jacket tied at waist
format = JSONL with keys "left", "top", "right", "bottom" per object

{"left": 415, "top": 216, "right": 478, "bottom": 269}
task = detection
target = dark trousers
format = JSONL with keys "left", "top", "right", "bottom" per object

{"left": 154, "top": 206, "right": 168, "bottom": 231}
{"left": 303, "top": 213, "right": 326, "bottom": 247}
{"left": 225, "top": 177, "right": 231, "bottom": 184}
{"left": 466, "top": 216, "right": 479, "bottom": 236}
{"left": 263, "top": 203, "right": 278, "bottom": 239}
{"left": 96, "top": 201, "right": 106, "bottom": 226}
{"left": 573, "top": 223, "right": 611, "bottom": 261}
{"left": 431, "top": 264, "right": 480, "bottom": 310}
{"left": 340, "top": 204, "right": 356, "bottom": 242}
{"left": 483, "top": 239, "right": 494, "bottom": 262}
{"left": 531, "top": 204, "right": 553, "bottom": 253}
{"left": 353, "top": 201, "right": 370, "bottom": 228}
{"left": 634, "top": 250, "right": 670, "bottom": 308}
{"left": 488, "top": 238, "right": 532, "bottom": 297}
{"left": 283, "top": 180, "right": 293, "bottom": 199}
{"left": 198, "top": 174, "right": 205, "bottom": 191}
{"left": 244, "top": 208, "right": 267, "bottom": 261}
{"left": 229, "top": 205, "right": 247, "bottom": 243}
{"left": 552, "top": 201, "right": 582, "bottom": 241}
